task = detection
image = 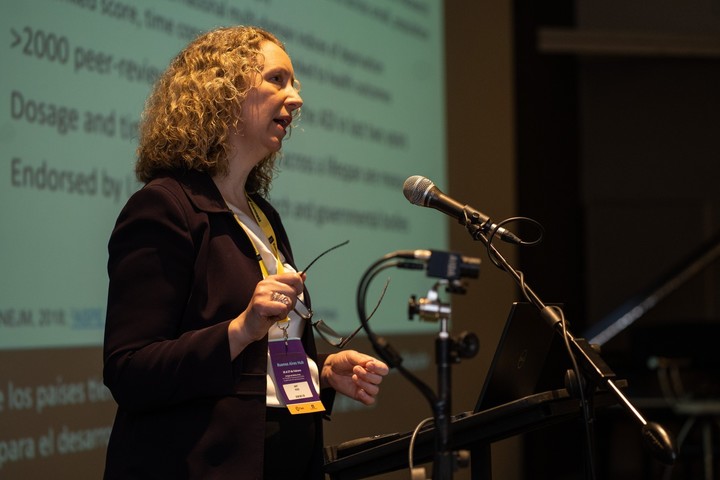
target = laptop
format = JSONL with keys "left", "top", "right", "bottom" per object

{"left": 473, "top": 302, "right": 566, "bottom": 412}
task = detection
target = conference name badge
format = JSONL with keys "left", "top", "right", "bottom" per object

{"left": 268, "top": 338, "right": 325, "bottom": 415}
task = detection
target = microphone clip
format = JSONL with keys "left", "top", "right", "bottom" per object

{"left": 407, "top": 280, "right": 459, "bottom": 322}
{"left": 465, "top": 215, "right": 499, "bottom": 242}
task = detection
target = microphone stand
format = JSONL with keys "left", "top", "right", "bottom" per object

{"left": 408, "top": 281, "right": 475, "bottom": 480}
{"left": 357, "top": 256, "right": 478, "bottom": 480}
{"left": 426, "top": 290, "right": 454, "bottom": 480}
{"left": 465, "top": 222, "right": 678, "bottom": 470}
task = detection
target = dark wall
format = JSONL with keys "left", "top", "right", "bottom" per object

{"left": 514, "top": 2, "right": 720, "bottom": 479}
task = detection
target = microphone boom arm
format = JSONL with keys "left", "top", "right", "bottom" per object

{"left": 466, "top": 224, "right": 677, "bottom": 466}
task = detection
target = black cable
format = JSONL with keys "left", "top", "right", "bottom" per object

{"left": 356, "top": 256, "right": 437, "bottom": 405}
{"left": 488, "top": 216, "right": 544, "bottom": 247}
{"left": 555, "top": 305, "right": 597, "bottom": 480}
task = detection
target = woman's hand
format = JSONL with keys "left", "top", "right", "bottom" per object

{"left": 227, "top": 272, "right": 305, "bottom": 359}
{"left": 321, "top": 350, "right": 389, "bottom": 405}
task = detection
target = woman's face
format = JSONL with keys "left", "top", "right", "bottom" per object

{"left": 233, "top": 41, "right": 303, "bottom": 163}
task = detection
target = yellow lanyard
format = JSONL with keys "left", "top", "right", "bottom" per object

{"left": 231, "top": 194, "right": 289, "bottom": 325}
{"left": 239, "top": 194, "right": 285, "bottom": 277}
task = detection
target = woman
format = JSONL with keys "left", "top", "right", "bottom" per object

{"left": 103, "top": 26, "right": 388, "bottom": 479}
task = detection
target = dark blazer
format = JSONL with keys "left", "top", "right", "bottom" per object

{"left": 103, "top": 170, "right": 330, "bottom": 479}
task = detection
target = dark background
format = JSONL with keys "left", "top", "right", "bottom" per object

{"left": 334, "top": 1, "right": 719, "bottom": 478}
{"left": 447, "top": 1, "right": 720, "bottom": 479}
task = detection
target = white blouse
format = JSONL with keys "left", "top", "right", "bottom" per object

{"left": 227, "top": 204, "right": 321, "bottom": 407}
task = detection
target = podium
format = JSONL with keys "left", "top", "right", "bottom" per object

{"left": 324, "top": 387, "right": 621, "bottom": 480}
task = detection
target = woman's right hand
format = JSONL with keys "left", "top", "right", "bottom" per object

{"left": 227, "top": 272, "right": 305, "bottom": 359}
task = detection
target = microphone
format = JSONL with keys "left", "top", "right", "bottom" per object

{"left": 392, "top": 249, "right": 480, "bottom": 280}
{"left": 403, "top": 175, "right": 522, "bottom": 245}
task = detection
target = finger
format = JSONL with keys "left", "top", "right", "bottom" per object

{"left": 344, "top": 352, "right": 389, "bottom": 375}
{"left": 355, "top": 389, "right": 376, "bottom": 405}
{"left": 365, "top": 360, "right": 390, "bottom": 376}
{"left": 255, "top": 304, "right": 290, "bottom": 322}
{"left": 261, "top": 273, "right": 303, "bottom": 294}
{"left": 352, "top": 374, "right": 380, "bottom": 397}
{"left": 270, "top": 291, "right": 293, "bottom": 306}
{"left": 362, "top": 372, "right": 385, "bottom": 386}
{"left": 274, "top": 272, "right": 305, "bottom": 295}
{"left": 353, "top": 365, "right": 384, "bottom": 385}
{"left": 252, "top": 293, "right": 292, "bottom": 320}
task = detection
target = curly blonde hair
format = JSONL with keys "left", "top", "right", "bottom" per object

{"left": 135, "top": 26, "right": 286, "bottom": 196}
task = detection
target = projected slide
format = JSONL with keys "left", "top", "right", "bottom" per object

{"left": 1, "top": 0, "right": 446, "bottom": 350}
{"left": 1, "top": 1, "right": 445, "bottom": 476}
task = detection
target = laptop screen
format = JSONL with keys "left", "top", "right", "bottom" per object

{"left": 474, "top": 302, "right": 566, "bottom": 412}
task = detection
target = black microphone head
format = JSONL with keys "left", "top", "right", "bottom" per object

{"left": 403, "top": 175, "right": 434, "bottom": 206}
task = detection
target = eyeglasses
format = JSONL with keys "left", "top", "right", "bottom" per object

{"left": 295, "top": 240, "right": 388, "bottom": 348}
{"left": 295, "top": 280, "right": 388, "bottom": 349}
{"left": 298, "top": 240, "right": 349, "bottom": 276}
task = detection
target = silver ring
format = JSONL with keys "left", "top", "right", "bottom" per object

{"left": 271, "top": 291, "right": 292, "bottom": 306}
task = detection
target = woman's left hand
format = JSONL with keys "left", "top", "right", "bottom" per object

{"left": 321, "top": 350, "right": 389, "bottom": 405}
